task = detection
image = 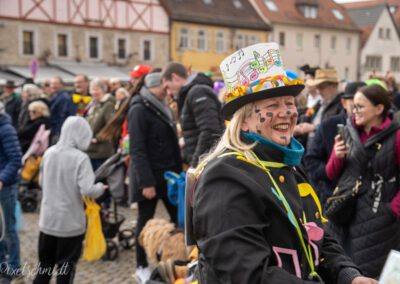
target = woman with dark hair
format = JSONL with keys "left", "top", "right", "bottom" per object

{"left": 326, "top": 83, "right": 400, "bottom": 279}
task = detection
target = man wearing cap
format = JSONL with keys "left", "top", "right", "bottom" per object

{"left": 0, "top": 102, "right": 23, "bottom": 283}
{"left": 295, "top": 69, "right": 343, "bottom": 150}
{"left": 304, "top": 81, "right": 366, "bottom": 204}
{"left": 161, "top": 62, "right": 224, "bottom": 167}
{"left": 0, "top": 80, "right": 22, "bottom": 129}
{"left": 128, "top": 72, "right": 181, "bottom": 284}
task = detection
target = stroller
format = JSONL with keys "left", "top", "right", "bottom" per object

{"left": 94, "top": 151, "right": 135, "bottom": 261}
{"left": 19, "top": 124, "right": 50, "bottom": 212}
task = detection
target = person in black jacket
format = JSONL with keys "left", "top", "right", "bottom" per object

{"left": 128, "top": 72, "right": 182, "bottom": 284}
{"left": 304, "top": 81, "right": 366, "bottom": 204}
{"left": 190, "top": 42, "right": 376, "bottom": 284}
{"left": 0, "top": 80, "right": 22, "bottom": 129}
{"left": 295, "top": 69, "right": 343, "bottom": 151}
{"left": 161, "top": 62, "right": 224, "bottom": 167}
{"left": 18, "top": 100, "right": 50, "bottom": 154}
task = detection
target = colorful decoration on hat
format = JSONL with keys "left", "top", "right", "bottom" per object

{"left": 220, "top": 43, "right": 304, "bottom": 104}
{"left": 365, "top": 78, "right": 388, "bottom": 91}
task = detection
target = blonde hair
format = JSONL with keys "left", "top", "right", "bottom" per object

{"left": 28, "top": 101, "right": 50, "bottom": 117}
{"left": 197, "top": 102, "right": 258, "bottom": 170}
{"left": 116, "top": 87, "right": 129, "bottom": 98}
{"left": 22, "top": 84, "right": 43, "bottom": 100}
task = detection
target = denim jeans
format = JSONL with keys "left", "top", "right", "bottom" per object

{"left": 0, "top": 183, "right": 21, "bottom": 276}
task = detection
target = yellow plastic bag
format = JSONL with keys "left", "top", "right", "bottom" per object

{"left": 21, "top": 155, "right": 42, "bottom": 183}
{"left": 82, "top": 197, "right": 106, "bottom": 262}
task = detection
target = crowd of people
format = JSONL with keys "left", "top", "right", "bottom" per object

{"left": 0, "top": 41, "right": 399, "bottom": 284}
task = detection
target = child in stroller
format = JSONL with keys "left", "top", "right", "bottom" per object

{"left": 94, "top": 151, "right": 135, "bottom": 261}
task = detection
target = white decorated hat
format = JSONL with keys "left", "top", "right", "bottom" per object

{"left": 220, "top": 42, "right": 304, "bottom": 120}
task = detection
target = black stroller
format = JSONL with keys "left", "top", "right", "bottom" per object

{"left": 94, "top": 152, "right": 135, "bottom": 261}
{"left": 19, "top": 155, "right": 42, "bottom": 212}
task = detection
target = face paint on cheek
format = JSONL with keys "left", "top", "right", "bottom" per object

{"left": 259, "top": 116, "right": 265, "bottom": 123}
{"left": 265, "top": 112, "right": 273, "bottom": 123}
{"left": 256, "top": 125, "right": 261, "bottom": 134}
{"left": 254, "top": 105, "right": 260, "bottom": 114}
{"left": 286, "top": 111, "right": 292, "bottom": 116}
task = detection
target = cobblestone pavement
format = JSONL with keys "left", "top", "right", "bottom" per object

{"left": 18, "top": 202, "right": 168, "bottom": 284}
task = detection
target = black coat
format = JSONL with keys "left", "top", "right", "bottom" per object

{"left": 128, "top": 89, "right": 182, "bottom": 202}
{"left": 2, "top": 93, "right": 22, "bottom": 129}
{"left": 304, "top": 112, "right": 347, "bottom": 204}
{"left": 329, "top": 118, "right": 400, "bottom": 278}
{"left": 193, "top": 140, "right": 360, "bottom": 283}
{"left": 178, "top": 73, "right": 224, "bottom": 167}
{"left": 18, "top": 116, "right": 50, "bottom": 154}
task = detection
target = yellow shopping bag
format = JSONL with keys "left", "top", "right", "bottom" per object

{"left": 82, "top": 197, "right": 106, "bottom": 262}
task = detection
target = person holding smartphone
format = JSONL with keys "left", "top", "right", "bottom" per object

{"left": 326, "top": 83, "right": 400, "bottom": 279}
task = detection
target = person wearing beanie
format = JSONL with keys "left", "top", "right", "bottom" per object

{"left": 0, "top": 101, "right": 23, "bottom": 283}
{"left": 128, "top": 72, "right": 182, "bottom": 283}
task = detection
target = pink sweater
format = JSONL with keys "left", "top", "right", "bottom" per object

{"left": 325, "top": 117, "right": 400, "bottom": 217}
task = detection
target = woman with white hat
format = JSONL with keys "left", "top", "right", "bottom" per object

{"left": 190, "top": 43, "right": 376, "bottom": 284}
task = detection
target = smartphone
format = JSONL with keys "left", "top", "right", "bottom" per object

{"left": 337, "top": 124, "right": 345, "bottom": 139}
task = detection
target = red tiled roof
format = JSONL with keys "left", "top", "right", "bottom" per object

{"left": 343, "top": 0, "right": 400, "bottom": 27}
{"left": 159, "top": 0, "right": 271, "bottom": 31}
{"left": 250, "top": 0, "right": 359, "bottom": 31}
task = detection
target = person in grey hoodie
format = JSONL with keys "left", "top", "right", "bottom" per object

{"left": 34, "top": 116, "right": 106, "bottom": 284}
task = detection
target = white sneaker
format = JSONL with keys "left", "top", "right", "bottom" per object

{"left": 134, "top": 266, "right": 151, "bottom": 284}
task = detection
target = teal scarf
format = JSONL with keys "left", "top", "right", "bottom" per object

{"left": 243, "top": 132, "right": 304, "bottom": 166}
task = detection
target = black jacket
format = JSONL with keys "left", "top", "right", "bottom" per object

{"left": 178, "top": 73, "right": 224, "bottom": 167}
{"left": 193, "top": 140, "right": 360, "bottom": 283}
{"left": 304, "top": 112, "right": 347, "bottom": 204}
{"left": 2, "top": 93, "right": 22, "bottom": 129}
{"left": 329, "top": 118, "right": 400, "bottom": 278}
{"left": 128, "top": 88, "right": 182, "bottom": 202}
{"left": 18, "top": 116, "right": 50, "bottom": 154}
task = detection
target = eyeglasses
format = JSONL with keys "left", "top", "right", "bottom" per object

{"left": 353, "top": 104, "right": 365, "bottom": 113}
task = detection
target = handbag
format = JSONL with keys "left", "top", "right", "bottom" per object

{"left": 82, "top": 197, "right": 106, "bottom": 262}
{"left": 325, "top": 178, "right": 362, "bottom": 225}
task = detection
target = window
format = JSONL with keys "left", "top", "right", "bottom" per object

{"left": 89, "top": 36, "right": 99, "bottom": 59}
{"left": 248, "top": 35, "right": 259, "bottom": 45}
{"left": 379, "top": 28, "right": 384, "bottom": 39}
{"left": 314, "top": 34, "right": 320, "bottom": 49}
{"left": 23, "top": 31, "right": 34, "bottom": 55}
{"left": 216, "top": 31, "right": 226, "bottom": 53}
{"left": 386, "top": 28, "right": 391, "bottom": 39}
{"left": 117, "top": 38, "right": 126, "bottom": 59}
{"left": 296, "top": 33, "right": 303, "bottom": 49}
{"left": 57, "top": 34, "right": 68, "bottom": 57}
{"left": 391, "top": 57, "right": 400, "bottom": 71}
{"left": 197, "top": 30, "right": 207, "bottom": 51}
{"left": 179, "top": 28, "right": 189, "bottom": 49}
{"left": 142, "top": 39, "right": 152, "bottom": 61}
{"left": 346, "top": 37, "right": 351, "bottom": 52}
{"left": 299, "top": 5, "right": 317, "bottom": 19}
{"left": 235, "top": 33, "right": 245, "bottom": 49}
{"left": 365, "top": 55, "right": 382, "bottom": 71}
{"left": 331, "top": 36, "right": 336, "bottom": 50}
{"left": 264, "top": 0, "right": 278, "bottom": 11}
{"left": 233, "top": 0, "right": 243, "bottom": 9}
{"left": 279, "top": 32, "right": 285, "bottom": 47}
{"left": 332, "top": 9, "right": 344, "bottom": 20}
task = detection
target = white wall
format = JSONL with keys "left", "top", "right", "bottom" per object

{"left": 271, "top": 24, "right": 360, "bottom": 80}
{"left": 360, "top": 8, "right": 400, "bottom": 82}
